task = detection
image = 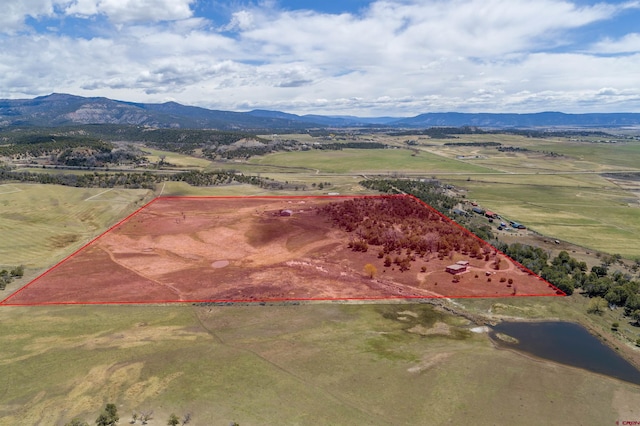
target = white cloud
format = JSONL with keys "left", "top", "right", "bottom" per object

{"left": 590, "top": 33, "right": 640, "bottom": 53}
{"left": 64, "top": 0, "right": 194, "bottom": 23}
{"left": 1, "top": 0, "right": 640, "bottom": 114}
{"left": 0, "top": 0, "right": 58, "bottom": 33}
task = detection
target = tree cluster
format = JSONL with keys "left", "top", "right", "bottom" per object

{"left": 0, "top": 135, "right": 113, "bottom": 159}
{"left": 320, "top": 196, "right": 489, "bottom": 269}
{"left": 496, "top": 146, "right": 530, "bottom": 152}
{"left": 389, "top": 127, "right": 485, "bottom": 138}
{"left": 495, "top": 242, "right": 640, "bottom": 322}
{"left": 359, "top": 179, "right": 458, "bottom": 215}
{"left": 0, "top": 265, "right": 24, "bottom": 290}
{"left": 314, "top": 142, "right": 388, "bottom": 150}
{"left": 65, "top": 404, "right": 195, "bottom": 426}
{"left": 444, "top": 141, "right": 501, "bottom": 147}
{"left": 0, "top": 168, "right": 299, "bottom": 191}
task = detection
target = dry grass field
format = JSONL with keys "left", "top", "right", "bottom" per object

{"left": 1, "top": 303, "right": 639, "bottom": 425}
{"left": 0, "top": 184, "right": 151, "bottom": 270}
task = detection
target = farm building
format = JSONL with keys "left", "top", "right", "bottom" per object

{"left": 456, "top": 260, "right": 469, "bottom": 266}
{"left": 452, "top": 208, "right": 467, "bottom": 216}
{"left": 446, "top": 264, "right": 468, "bottom": 274}
{"left": 472, "top": 207, "right": 485, "bottom": 215}
{"left": 485, "top": 211, "right": 497, "bottom": 218}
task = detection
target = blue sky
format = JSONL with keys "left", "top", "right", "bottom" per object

{"left": 1, "top": 0, "right": 640, "bottom": 116}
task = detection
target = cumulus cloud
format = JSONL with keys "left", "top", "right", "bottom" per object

{"left": 590, "top": 33, "right": 640, "bottom": 53}
{"left": 0, "top": 0, "right": 58, "bottom": 33}
{"left": 64, "top": 0, "right": 194, "bottom": 23}
{"left": 1, "top": 0, "right": 640, "bottom": 114}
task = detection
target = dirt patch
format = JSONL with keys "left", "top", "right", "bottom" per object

{"left": 407, "top": 352, "right": 453, "bottom": 373}
{"left": 48, "top": 234, "right": 79, "bottom": 248}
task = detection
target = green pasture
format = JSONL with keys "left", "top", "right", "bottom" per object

{"left": 0, "top": 184, "right": 151, "bottom": 268}
{"left": 446, "top": 174, "right": 640, "bottom": 258}
{"left": 157, "top": 181, "right": 271, "bottom": 197}
{"left": 248, "top": 148, "right": 497, "bottom": 174}
{"left": 0, "top": 303, "right": 635, "bottom": 425}
{"left": 141, "top": 147, "right": 213, "bottom": 168}
{"left": 423, "top": 137, "right": 640, "bottom": 174}
{"left": 468, "top": 155, "right": 617, "bottom": 174}
{"left": 533, "top": 141, "right": 640, "bottom": 170}
{"left": 204, "top": 160, "right": 315, "bottom": 174}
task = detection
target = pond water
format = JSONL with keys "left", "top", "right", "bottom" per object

{"left": 490, "top": 321, "right": 640, "bottom": 385}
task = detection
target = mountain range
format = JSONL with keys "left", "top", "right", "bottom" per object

{"left": 2, "top": 93, "right": 640, "bottom": 130}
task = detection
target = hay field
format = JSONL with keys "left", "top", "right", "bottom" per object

{"left": 446, "top": 173, "right": 640, "bottom": 258}
{"left": 0, "top": 303, "right": 638, "bottom": 425}
{"left": 419, "top": 135, "right": 640, "bottom": 174}
{"left": 141, "top": 147, "right": 213, "bottom": 168}
{"left": 249, "top": 148, "right": 496, "bottom": 174}
{"left": 0, "top": 184, "right": 151, "bottom": 269}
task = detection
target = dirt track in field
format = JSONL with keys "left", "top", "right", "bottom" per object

{"left": 2, "top": 197, "right": 560, "bottom": 305}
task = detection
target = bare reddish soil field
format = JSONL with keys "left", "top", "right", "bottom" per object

{"left": 1, "top": 195, "right": 563, "bottom": 305}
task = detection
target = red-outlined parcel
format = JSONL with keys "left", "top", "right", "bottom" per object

{"left": 1, "top": 195, "right": 564, "bottom": 306}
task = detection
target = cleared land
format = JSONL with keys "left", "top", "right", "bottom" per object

{"left": 2, "top": 196, "right": 558, "bottom": 305}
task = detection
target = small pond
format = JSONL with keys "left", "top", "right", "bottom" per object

{"left": 490, "top": 321, "right": 640, "bottom": 386}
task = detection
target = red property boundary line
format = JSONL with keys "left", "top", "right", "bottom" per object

{"left": 0, "top": 197, "right": 161, "bottom": 305}
{"left": 405, "top": 194, "right": 565, "bottom": 297}
{"left": 0, "top": 194, "right": 565, "bottom": 307}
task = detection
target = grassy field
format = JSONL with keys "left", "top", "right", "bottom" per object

{"left": 141, "top": 147, "right": 213, "bottom": 169}
{"left": 157, "top": 181, "right": 271, "bottom": 197}
{"left": 0, "top": 303, "right": 638, "bottom": 425}
{"left": 249, "top": 148, "right": 497, "bottom": 174}
{"left": 2, "top": 133, "right": 640, "bottom": 425}
{"left": 415, "top": 135, "right": 640, "bottom": 174}
{"left": 444, "top": 172, "right": 640, "bottom": 258}
{"left": 0, "top": 184, "right": 152, "bottom": 269}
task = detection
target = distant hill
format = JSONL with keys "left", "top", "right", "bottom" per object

{"left": 2, "top": 93, "right": 640, "bottom": 129}
{"left": 391, "top": 111, "right": 640, "bottom": 128}
{"left": 0, "top": 94, "right": 318, "bottom": 130}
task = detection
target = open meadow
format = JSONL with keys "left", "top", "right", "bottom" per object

{"left": 1, "top": 132, "right": 640, "bottom": 425}
{"left": 1, "top": 303, "right": 639, "bottom": 425}
{"left": 248, "top": 148, "right": 497, "bottom": 174}
{"left": 0, "top": 184, "right": 152, "bottom": 270}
